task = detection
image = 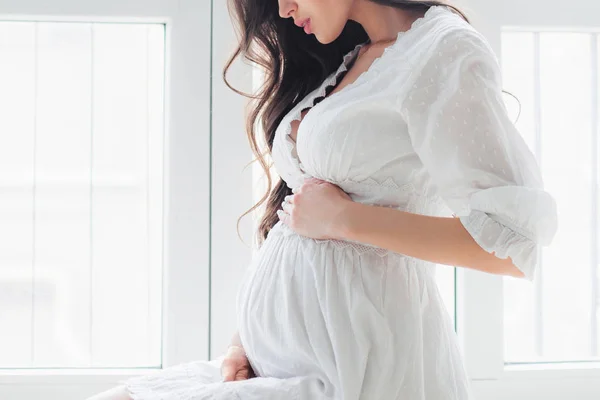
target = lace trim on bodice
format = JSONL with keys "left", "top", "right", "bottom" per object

{"left": 281, "top": 43, "right": 366, "bottom": 175}
{"left": 279, "top": 5, "right": 448, "bottom": 179}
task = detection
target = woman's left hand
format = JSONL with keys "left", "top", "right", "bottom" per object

{"left": 277, "top": 177, "right": 353, "bottom": 240}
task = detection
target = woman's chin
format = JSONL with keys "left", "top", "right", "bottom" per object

{"left": 316, "top": 28, "right": 346, "bottom": 45}
{"left": 317, "top": 33, "right": 338, "bottom": 45}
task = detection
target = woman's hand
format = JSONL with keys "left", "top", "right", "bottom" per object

{"left": 277, "top": 177, "right": 353, "bottom": 240}
{"left": 221, "top": 345, "right": 255, "bottom": 382}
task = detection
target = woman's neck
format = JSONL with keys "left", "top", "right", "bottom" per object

{"left": 348, "top": 0, "right": 425, "bottom": 43}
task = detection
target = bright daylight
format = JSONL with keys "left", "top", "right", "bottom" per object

{"left": 0, "top": 0, "right": 598, "bottom": 399}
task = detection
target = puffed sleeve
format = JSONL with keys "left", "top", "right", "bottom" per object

{"left": 398, "top": 29, "right": 558, "bottom": 281}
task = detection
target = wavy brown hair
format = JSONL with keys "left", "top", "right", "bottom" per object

{"left": 223, "top": 1, "right": 469, "bottom": 247}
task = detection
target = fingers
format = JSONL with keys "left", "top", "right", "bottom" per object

{"left": 279, "top": 193, "right": 295, "bottom": 224}
{"left": 221, "top": 354, "right": 241, "bottom": 382}
{"left": 276, "top": 209, "right": 290, "bottom": 225}
{"left": 221, "top": 345, "right": 253, "bottom": 382}
{"left": 222, "top": 365, "right": 236, "bottom": 382}
{"left": 281, "top": 199, "right": 293, "bottom": 213}
{"left": 222, "top": 362, "right": 251, "bottom": 382}
{"left": 235, "top": 369, "right": 249, "bottom": 381}
{"left": 293, "top": 177, "right": 326, "bottom": 195}
{"left": 223, "top": 367, "right": 248, "bottom": 382}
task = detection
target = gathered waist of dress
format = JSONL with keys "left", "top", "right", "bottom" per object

{"left": 268, "top": 219, "right": 403, "bottom": 258}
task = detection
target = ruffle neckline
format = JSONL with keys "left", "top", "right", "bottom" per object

{"left": 280, "top": 5, "right": 449, "bottom": 177}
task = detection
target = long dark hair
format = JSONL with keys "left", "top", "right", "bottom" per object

{"left": 223, "top": 1, "right": 469, "bottom": 247}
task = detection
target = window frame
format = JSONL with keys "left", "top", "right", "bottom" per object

{"left": 0, "top": 0, "right": 212, "bottom": 398}
{"left": 9, "top": 0, "right": 594, "bottom": 398}
{"left": 457, "top": 0, "right": 600, "bottom": 398}
{"left": 208, "top": 0, "right": 256, "bottom": 359}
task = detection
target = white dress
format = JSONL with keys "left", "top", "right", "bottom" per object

{"left": 122, "top": 5, "right": 558, "bottom": 400}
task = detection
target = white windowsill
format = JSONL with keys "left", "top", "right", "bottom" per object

{"left": 501, "top": 362, "right": 600, "bottom": 380}
{"left": 0, "top": 368, "right": 161, "bottom": 384}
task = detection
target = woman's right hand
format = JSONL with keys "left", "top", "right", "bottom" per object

{"left": 221, "top": 345, "right": 255, "bottom": 382}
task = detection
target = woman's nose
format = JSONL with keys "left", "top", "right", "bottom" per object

{"left": 278, "top": 0, "right": 296, "bottom": 19}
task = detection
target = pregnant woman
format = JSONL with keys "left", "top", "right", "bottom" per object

{"left": 88, "top": 1, "right": 558, "bottom": 399}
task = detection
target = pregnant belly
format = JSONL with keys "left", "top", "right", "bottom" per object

{"left": 235, "top": 222, "right": 422, "bottom": 385}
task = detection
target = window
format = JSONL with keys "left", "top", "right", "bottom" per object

{"left": 460, "top": 1, "right": 600, "bottom": 398}
{"left": 0, "top": 21, "right": 165, "bottom": 368}
{"left": 502, "top": 30, "right": 600, "bottom": 365}
{"left": 1, "top": 1, "right": 211, "bottom": 398}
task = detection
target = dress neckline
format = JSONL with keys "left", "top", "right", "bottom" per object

{"left": 281, "top": 5, "right": 448, "bottom": 174}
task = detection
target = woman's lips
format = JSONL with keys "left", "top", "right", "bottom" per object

{"left": 303, "top": 19, "right": 312, "bottom": 34}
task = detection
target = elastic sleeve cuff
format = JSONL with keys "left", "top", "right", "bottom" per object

{"left": 459, "top": 210, "right": 538, "bottom": 281}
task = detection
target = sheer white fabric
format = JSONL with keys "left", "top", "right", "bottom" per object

{"left": 121, "top": 5, "right": 557, "bottom": 400}
{"left": 397, "top": 29, "right": 558, "bottom": 281}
